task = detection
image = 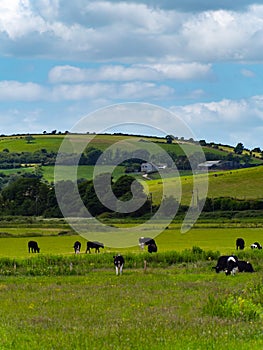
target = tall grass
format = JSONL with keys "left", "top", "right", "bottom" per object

{"left": 203, "top": 281, "right": 263, "bottom": 321}
{"left": 0, "top": 247, "right": 221, "bottom": 276}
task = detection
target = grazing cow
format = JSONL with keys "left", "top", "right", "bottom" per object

{"left": 28, "top": 240, "right": 40, "bottom": 253}
{"left": 225, "top": 256, "right": 239, "bottom": 275}
{"left": 237, "top": 260, "right": 254, "bottom": 273}
{"left": 113, "top": 254, "right": 124, "bottom": 275}
{"left": 236, "top": 238, "right": 245, "bottom": 250}
{"left": 73, "top": 241, "right": 81, "bottom": 254}
{"left": 226, "top": 260, "right": 254, "bottom": 275}
{"left": 138, "top": 237, "right": 153, "bottom": 250}
{"left": 212, "top": 255, "right": 238, "bottom": 273}
{"left": 251, "top": 242, "right": 262, "bottom": 249}
{"left": 141, "top": 238, "right": 158, "bottom": 253}
{"left": 85, "top": 241, "right": 104, "bottom": 253}
{"left": 148, "top": 243, "right": 158, "bottom": 253}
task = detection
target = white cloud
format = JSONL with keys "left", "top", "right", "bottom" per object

{"left": 0, "top": 79, "right": 175, "bottom": 102}
{"left": 48, "top": 63, "right": 212, "bottom": 83}
{"left": 0, "top": 81, "right": 47, "bottom": 101}
{"left": 170, "top": 96, "right": 263, "bottom": 147}
{"left": 241, "top": 69, "right": 255, "bottom": 77}
{"left": 50, "top": 82, "right": 174, "bottom": 101}
{"left": 0, "top": 1, "right": 263, "bottom": 62}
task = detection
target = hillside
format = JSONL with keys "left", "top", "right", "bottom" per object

{"left": 0, "top": 133, "right": 237, "bottom": 157}
{"left": 0, "top": 133, "right": 263, "bottom": 206}
{"left": 147, "top": 166, "right": 263, "bottom": 206}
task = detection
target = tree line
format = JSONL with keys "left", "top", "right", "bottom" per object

{"left": 0, "top": 172, "right": 262, "bottom": 218}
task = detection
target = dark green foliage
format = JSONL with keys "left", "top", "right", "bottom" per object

{"left": 203, "top": 197, "right": 263, "bottom": 212}
{"left": 234, "top": 142, "right": 244, "bottom": 154}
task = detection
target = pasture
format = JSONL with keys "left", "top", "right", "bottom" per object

{"left": 0, "top": 267, "right": 262, "bottom": 349}
{"left": 1, "top": 224, "right": 263, "bottom": 258}
{"left": 0, "top": 222, "right": 262, "bottom": 349}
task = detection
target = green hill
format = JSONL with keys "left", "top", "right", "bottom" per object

{"left": 147, "top": 166, "right": 263, "bottom": 206}
{"left": 1, "top": 133, "right": 263, "bottom": 205}
{"left": 0, "top": 133, "right": 230, "bottom": 156}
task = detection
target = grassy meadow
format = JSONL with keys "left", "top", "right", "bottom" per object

{"left": 0, "top": 221, "right": 263, "bottom": 349}
{"left": 147, "top": 165, "right": 263, "bottom": 206}
{"left": 0, "top": 264, "right": 262, "bottom": 349}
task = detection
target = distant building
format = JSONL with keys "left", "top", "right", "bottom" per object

{"left": 141, "top": 162, "right": 159, "bottom": 174}
{"left": 197, "top": 160, "right": 239, "bottom": 170}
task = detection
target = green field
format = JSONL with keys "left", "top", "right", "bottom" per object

{"left": 0, "top": 222, "right": 262, "bottom": 349}
{"left": 0, "top": 261, "right": 262, "bottom": 349}
{"left": 0, "top": 134, "right": 167, "bottom": 153}
{"left": 147, "top": 165, "right": 263, "bottom": 205}
{"left": 0, "top": 135, "right": 65, "bottom": 152}
{"left": 1, "top": 224, "right": 263, "bottom": 258}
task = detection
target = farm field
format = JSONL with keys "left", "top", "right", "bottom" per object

{"left": 0, "top": 267, "right": 262, "bottom": 349}
{"left": 0, "top": 223, "right": 263, "bottom": 350}
{"left": 147, "top": 165, "right": 263, "bottom": 205}
{"left": 0, "top": 224, "right": 263, "bottom": 257}
{"left": 0, "top": 133, "right": 228, "bottom": 155}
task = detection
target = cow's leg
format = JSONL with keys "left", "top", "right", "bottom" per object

{"left": 119, "top": 264, "right": 123, "bottom": 275}
{"left": 115, "top": 266, "right": 119, "bottom": 275}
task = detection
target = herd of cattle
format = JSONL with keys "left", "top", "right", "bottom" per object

{"left": 27, "top": 236, "right": 262, "bottom": 276}
{"left": 213, "top": 238, "right": 262, "bottom": 276}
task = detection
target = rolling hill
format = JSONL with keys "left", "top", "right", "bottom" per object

{"left": 0, "top": 133, "right": 263, "bottom": 205}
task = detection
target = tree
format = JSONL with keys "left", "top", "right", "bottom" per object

{"left": 252, "top": 147, "right": 261, "bottom": 153}
{"left": 199, "top": 140, "right": 207, "bottom": 146}
{"left": 242, "top": 154, "right": 251, "bottom": 165}
{"left": 25, "top": 134, "right": 35, "bottom": 144}
{"left": 234, "top": 142, "right": 244, "bottom": 154}
{"left": 165, "top": 135, "right": 174, "bottom": 144}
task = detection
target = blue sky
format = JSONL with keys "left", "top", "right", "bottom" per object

{"left": 0, "top": 0, "right": 263, "bottom": 149}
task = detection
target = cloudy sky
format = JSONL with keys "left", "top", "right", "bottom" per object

{"left": 0, "top": 0, "right": 263, "bottom": 148}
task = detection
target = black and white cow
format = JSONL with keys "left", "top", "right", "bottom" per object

{"left": 138, "top": 237, "right": 153, "bottom": 250}
{"left": 250, "top": 242, "right": 262, "bottom": 249}
{"left": 85, "top": 241, "right": 104, "bottom": 253}
{"left": 28, "top": 240, "right": 40, "bottom": 253}
{"left": 73, "top": 241, "right": 81, "bottom": 254}
{"left": 224, "top": 256, "right": 239, "bottom": 275}
{"left": 212, "top": 255, "right": 238, "bottom": 273}
{"left": 236, "top": 238, "right": 245, "bottom": 250}
{"left": 225, "top": 260, "right": 254, "bottom": 275}
{"left": 113, "top": 254, "right": 124, "bottom": 275}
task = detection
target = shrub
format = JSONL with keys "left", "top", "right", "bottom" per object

{"left": 203, "top": 282, "right": 263, "bottom": 321}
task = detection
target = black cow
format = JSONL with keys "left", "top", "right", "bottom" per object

{"left": 148, "top": 243, "right": 158, "bottom": 253}
{"left": 73, "top": 241, "right": 81, "bottom": 254}
{"left": 251, "top": 242, "right": 262, "bottom": 249}
{"left": 28, "top": 240, "right": 40, "bottom": 253}
{"left": 212, "top": 255, "right": 238, "bottom": 273}
{"left": 85, "top": 241, "right": 104, "bottom": 253}
{"left": 142, "top": 238, "right": 158, "bottom": 253}
{"left": 113, "top": 254, "right": 124, "bottom": 275}
{"left": 226, "top": 260, "right": 254, "bottom": 275}
{"left": 138, "top": 237, "right": 153, "bottom": 250}
{"left": 236, "top": 238, "right": 245, "bottom": 250}
{"left": 237, "top": 260, "right": 254, "bottom": 272}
